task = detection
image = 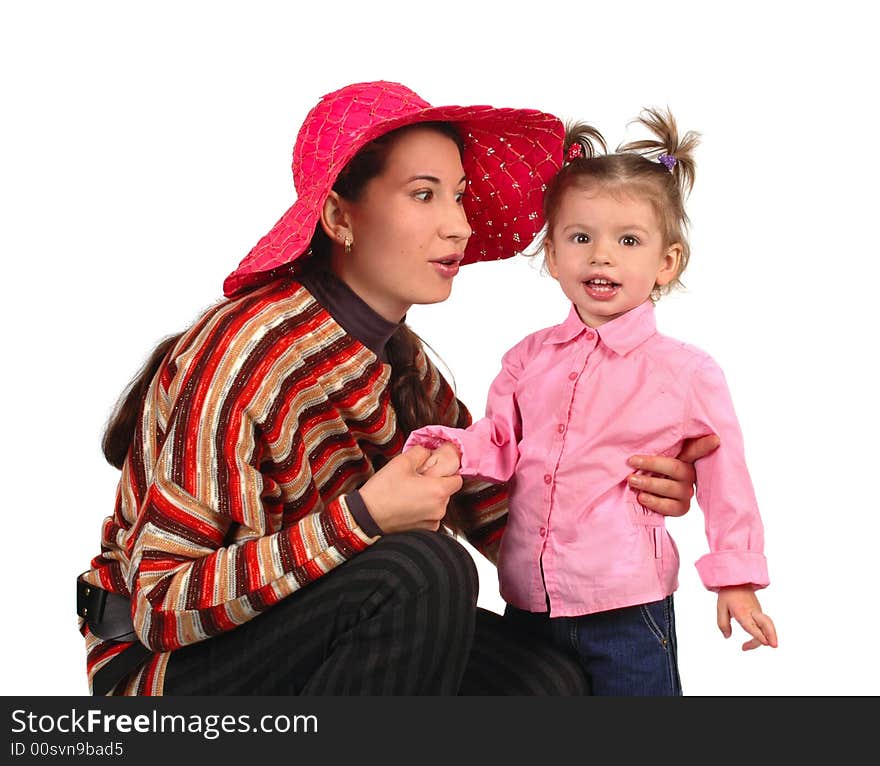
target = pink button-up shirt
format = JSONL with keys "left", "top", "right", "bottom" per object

{"left": 406, "top": 301, "right": 769, "bottom": 617}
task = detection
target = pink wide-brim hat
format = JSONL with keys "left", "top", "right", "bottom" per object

{"left": 223, "top": 80, "right": 564, "bottom": 297}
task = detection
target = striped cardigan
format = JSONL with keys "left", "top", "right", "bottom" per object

{"left": 80, "top": 278, "right": 508, "bottom": 695}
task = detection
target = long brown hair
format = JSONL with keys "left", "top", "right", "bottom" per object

{"left": 103, "top": 121, "right": 463, "bottom": 467}
{"left": 102, "top": 333, "right": 181, "bottom": 469}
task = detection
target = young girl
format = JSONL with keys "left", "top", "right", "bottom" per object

{"left": 406, "top": 108, "right": 778, "bottom": 696}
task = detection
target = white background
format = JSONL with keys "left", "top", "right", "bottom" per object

{"left": 1, "top": 1, "right": 877, "bottom": 696}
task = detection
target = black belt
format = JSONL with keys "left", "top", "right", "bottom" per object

{"left": 77, "top": 574, "right": 152, "bottom": 695}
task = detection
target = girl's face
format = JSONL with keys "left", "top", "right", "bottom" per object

{"left": 332, "top": 127, "right": 470, "bottom": 322}
{"left": 544, "top": 187, "right": 681, "bottom": 327}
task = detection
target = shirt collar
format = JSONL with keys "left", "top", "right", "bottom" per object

{"left": 544, "top": 300, "right": 657, "bottom": 356}
{"left": 297, "top": 259, "right": 400, "bottom": 361}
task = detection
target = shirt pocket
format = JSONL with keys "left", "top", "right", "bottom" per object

{"left": 626, "top": 485, "right": 667, "bottom": 560}
{"left": 626, "top": 484, "right": 667, "bottom": 528}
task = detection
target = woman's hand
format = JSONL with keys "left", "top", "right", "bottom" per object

{"left": 359, "top": 446, "right": 463, "bottom": 534}
{"left": 626, "top": 434, "right": 721, "bottom": 517}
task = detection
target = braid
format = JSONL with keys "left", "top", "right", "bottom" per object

{"left": 385, "top": 324, "right": 466, "bottom": 537}
{"left": 101, "top": 331, "right": 183, "bottom": 468}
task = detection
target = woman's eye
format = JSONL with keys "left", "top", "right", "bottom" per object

{"left": 621, "top": 235, "right": 639, "bottom": 246}
{"left": 413, "top": 190, "right": 433, "bottom": 201}
{"left": 455, "top": 191, "right": 466, "bottom": 204}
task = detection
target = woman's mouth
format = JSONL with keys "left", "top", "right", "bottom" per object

{"left": 431, "top": 256, "right": 462, "bottom": 279}
{"left": 583, "top": 278, "right": 621, "bottom": 300}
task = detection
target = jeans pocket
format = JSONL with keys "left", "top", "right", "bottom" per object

{"left": 638, "top": 597, "right": 673, "bottom": 648}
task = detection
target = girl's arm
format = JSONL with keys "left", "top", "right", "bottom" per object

{"left": 685, "top": 355, "right": 770, "bottom": 591}
{"left": 405, "top": 342, "right": 526, "bottom": 483}
{"left": 408, "top": 346, "right": 511, "bottom": 563}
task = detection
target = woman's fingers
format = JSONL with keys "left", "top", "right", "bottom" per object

{"left": 628, "top": 474, "right": 692, "bottom": 502}
{"left": 361, "top": 450, "right": 463, "bottom": 534}
{"left": 677, "top": 434, "right": 721, "bottom": 464}
{"left": 626, "top": 438, "right": 721, "bottom": 517}
{"left": 627, "top": 454, "right": 696, "bottom": 483}
{"left": 437, "top": 473, "right": 464, "bottom": 496}
{"left": 632, "top": 492, "right": 688, "bottom": 517}
{"left": 628, "top": 470, "right": 693, "bottom": 516}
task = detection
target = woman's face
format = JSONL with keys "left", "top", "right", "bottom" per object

{"left": 333, "top": 127, "right": 471, "bottom": 322}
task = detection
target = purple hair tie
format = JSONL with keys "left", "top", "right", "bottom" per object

{"left": 658, "top": 153, "right": 677, "bottom": 171}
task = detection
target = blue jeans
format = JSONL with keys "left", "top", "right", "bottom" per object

{"left": 504, "top": 596, "right": 682, "bottom": 696}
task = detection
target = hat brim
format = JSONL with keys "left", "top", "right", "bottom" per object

{"left": 223, "top": 104, "right": 563, "bottom": 297}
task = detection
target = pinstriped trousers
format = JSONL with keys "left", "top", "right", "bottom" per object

{"left": 163, "top": 531, "right": 588, "bottom": 695}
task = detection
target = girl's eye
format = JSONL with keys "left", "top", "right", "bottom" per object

{"left": 621, "top": 235, "right": 640, "bottom": 246}
{"left": 413, "top": 190, "right": 433, "bottom": 202}
{"left": 573, "top": 233, "right": 591, "bottom": 244}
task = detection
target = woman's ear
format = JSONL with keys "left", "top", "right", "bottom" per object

{"left": 655, "top": 242, "right": 683, "bottom": 287}
{"left": 319, "top": 191, "right": 353, "bottom": 246}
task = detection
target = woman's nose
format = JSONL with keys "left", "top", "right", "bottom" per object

{"left": 440, "top": 198, "right": 472, "bottom": 241}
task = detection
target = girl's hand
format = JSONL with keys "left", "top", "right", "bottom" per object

{"left": 359, "top": 446, "right": 463, "bottom": 534}
{"left": 626, "top": 434, "right": 721, "bottom": 517}
{"left": 716, "top": 585, "right": 779, "bottom": 651}
{"left": 416, "top": 442, "right": 462, "bottom": 478}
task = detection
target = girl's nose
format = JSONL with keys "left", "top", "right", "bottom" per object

{"left": 590, "top": 245, "right": 613, "bottom": 265}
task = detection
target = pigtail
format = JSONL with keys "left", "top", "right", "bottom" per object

{"left": 386, "top": 324, "right": 467, "bottom": 537}
{"left": 563, "top": 121, "right": 607, "bottom": 162}
{"left": 386, "top": 323, "right": 437, "bottom": 436}
{"left": 619, "top": 107, "right": 700, "bottom": 198}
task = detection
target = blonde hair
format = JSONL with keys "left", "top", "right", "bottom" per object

{"left": 541, "top": 107, "right": 700, "bottom": 299}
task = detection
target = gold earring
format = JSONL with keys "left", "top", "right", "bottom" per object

{"left": 344, "top": 236, "right": 352, "bottom": 255}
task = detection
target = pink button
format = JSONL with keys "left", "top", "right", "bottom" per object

{"left": 543, "top": 474, "right": 552, "bottom": 484}
{"left": 557, "top": 424, "right": 565, "bottom": 434}
{"left": 539, "top": 527, "right": 547, "bottom": 537}
{"left": 568, "top": 372, "right": 577, "bottom": 381}
{"left": 586, "top": 331, "right": 595, "bottom": 340}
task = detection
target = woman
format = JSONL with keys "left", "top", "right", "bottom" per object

{"left": 77, "top": 81, "right": 716, "bottom": 695}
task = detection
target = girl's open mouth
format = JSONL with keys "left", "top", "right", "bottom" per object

{"left": 583, "top": 278, "right": 621, "bottom": 300}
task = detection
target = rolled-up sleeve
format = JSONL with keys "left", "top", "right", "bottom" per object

{"left": 686, "top": 356, "right": 770, "bottom": 591}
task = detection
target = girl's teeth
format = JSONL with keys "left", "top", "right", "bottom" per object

{"left": 587, "top": 279, "right": 617, "bottom": 289}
